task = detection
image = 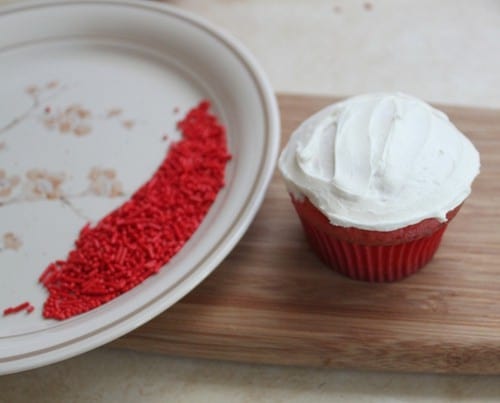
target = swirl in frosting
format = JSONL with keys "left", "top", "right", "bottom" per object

{"left": 279, "top": 93, "right": 480, "bottom": 231}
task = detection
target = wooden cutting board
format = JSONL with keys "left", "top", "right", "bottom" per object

{"left": 111, "top": 94, "right": 500, "bottom": 374}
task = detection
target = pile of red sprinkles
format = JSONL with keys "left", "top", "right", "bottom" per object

{"left": 39, "top": 101, "right": 231, "bottom": 320}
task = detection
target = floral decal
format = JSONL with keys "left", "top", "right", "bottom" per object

{"left": 88, "top": 167, "right": 123, "bottom": 197}
{"left": 24, "top": 169, "right": 65, "bottom": 200}
{"left": 0, "top": 81, "right": 147, "bottom": 256}
{"left": 0, "top": 169, "right": 21, "bottom": 199}
{"left": 43, "top": 104, "right": 93, "bottom": 136}
{"left": 2, "top": 232, "right": 22, "bottom": 251}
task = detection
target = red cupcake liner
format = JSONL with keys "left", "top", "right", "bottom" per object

{"left": 292, "top": 197, "right": 459, "bottom": 282}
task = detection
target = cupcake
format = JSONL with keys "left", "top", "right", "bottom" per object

{"left": 279, "top": 93, "right": 480, "bottom": 282}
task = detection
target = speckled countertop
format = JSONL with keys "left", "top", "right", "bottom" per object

{"left": 2, "top": 1, "right": 500, "bottom": 402}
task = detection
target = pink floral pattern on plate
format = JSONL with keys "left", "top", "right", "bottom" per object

{"left": 24, "top": 169, "right": 66, "bottom": 200}
{"left": 43, "top": 104, "right": 93, "bottom": 136}
{"left": 0, "top": 170, "right": 21, "bottom": 199}
{"left": 87, "top": 167, "right": 123, "bottom": 197}
{"left": 2, "top": 232, "right": 22, "bottom": 251}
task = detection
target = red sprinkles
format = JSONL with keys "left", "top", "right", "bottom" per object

{"left": 3, "top": 301, "right": 35, "bottom": 316}
{"left": 39, "top": 101, "right": 231, "bottom": 320}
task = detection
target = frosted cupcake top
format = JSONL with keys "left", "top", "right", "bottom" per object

{"left": 279, "top": 92, "right": 480, "bottom": 231}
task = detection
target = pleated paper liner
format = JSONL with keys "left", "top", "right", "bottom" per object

{"left": 291, "top": 197, "right": 461, "bottom": 282}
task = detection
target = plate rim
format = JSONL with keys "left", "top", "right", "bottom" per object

{"left": 0, "top": 0, "right": 280, "bottom": 374}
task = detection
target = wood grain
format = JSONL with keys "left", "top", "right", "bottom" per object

{"left": 111, "top": 94, "right": 500, "bottom": 374}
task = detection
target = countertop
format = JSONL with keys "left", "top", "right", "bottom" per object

{"left": 2, "top": 0, "right": 500, "bottom": 402}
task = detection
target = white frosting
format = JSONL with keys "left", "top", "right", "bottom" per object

{"left": 279, "top": 93, "right": 480, "bottom": 231}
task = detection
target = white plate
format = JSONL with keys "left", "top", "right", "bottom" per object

{"left": 0, "top": 0, "right": 279, "bottom": 375}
